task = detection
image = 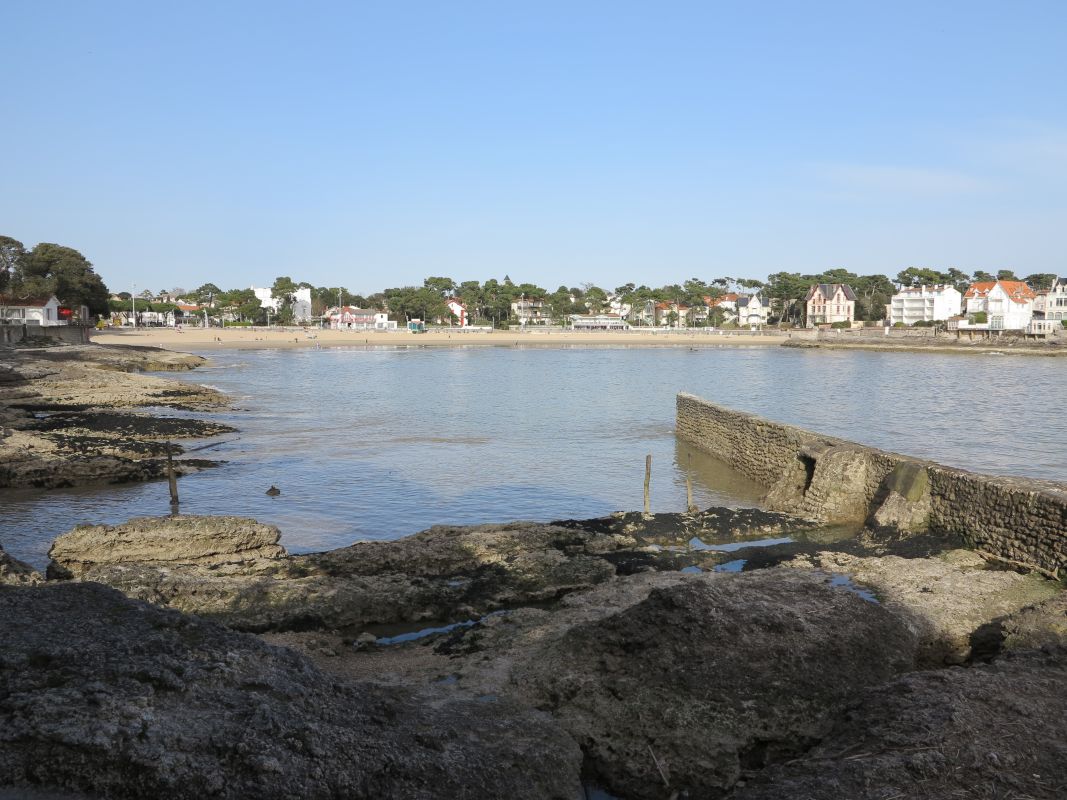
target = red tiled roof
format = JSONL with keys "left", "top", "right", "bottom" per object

{"left": 964, "top": 280, "right": 1036, "bottom": 305}
{"left": 0, "top": 294, "right": 57, "bottom": 307}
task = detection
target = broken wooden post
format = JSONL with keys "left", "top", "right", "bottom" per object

{"left": 166, "top": 442, "right": 179, "bottom": 511}
{"left": 644, "top": 454, "right": 652, "bottom": 515}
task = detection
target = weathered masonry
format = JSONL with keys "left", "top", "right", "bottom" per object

{"left": 676, "top": 393, "right": 1067, "bottom": 578}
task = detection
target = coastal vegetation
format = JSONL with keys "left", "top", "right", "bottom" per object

{"left": 0, "top": 236, "right": 109, "bottom": 314}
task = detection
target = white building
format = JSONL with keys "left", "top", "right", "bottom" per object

{"left": 735, "top": 292, "right": 770, "bottom": 328}
{"left": 324, "top": 307, "right": 395, "bottom": 330}
{"left": 570, "top": 313, "right": 629, "bottom": 330}
{"left": 888, "top": 285, "right": 962, "bottom": 326}
{"left": 1034, "top": 277, "right": 1067, "bottom": 322}
{"left": 0, "top": 294, "right": 64, "bottom": 326}
{"left": 962, "top": 280, "right": 1035, "bottom": 331}
{"left": 251, "top": 285, "right": 313, "bottom": 323}
{"left": 703, "top": 293, "right": 738, "bottom": 325}
{"left": 511, "top": 296, "right": 549, "bottom": 325}
{"left": 445, "top": 298, "right": 469, "bottom": 326}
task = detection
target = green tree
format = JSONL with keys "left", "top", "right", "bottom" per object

{"left": 16, "top": 243, "right": 109, "bottom": 314}
{"left": 1023, "top": 273, "right": 1057, "bottom": 291}
{"left": 996, "top": 269, "right": 1017, "bottom": 281}
{"left": 423, "top": 276, "right": 457, "bottom": 297}
{"left": 193, "top": 283, "right": 222, "bottom": 305}
{"left": 972, "top": 270, "right": 995, "bottom": 283}
{"left": 0, "top": 236, "right": 25, "bottom": 294}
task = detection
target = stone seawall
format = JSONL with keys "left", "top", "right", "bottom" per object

{"left": 676, "top": 393, "right": 1067, "bottom": 577}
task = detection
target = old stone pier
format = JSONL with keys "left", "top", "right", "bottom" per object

{"left": 676, "top": 392, "right": 1067, "bottom": 577}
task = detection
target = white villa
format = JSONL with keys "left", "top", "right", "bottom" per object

{"left": 961, "top": 280, "right": 1035, "bottom": 331}
{"left": 445, "top": 298, "right": 469, "bottom": 326}
{"left": 888, "top": 285, "right": 962, "bottom": 326}
{"left": 0, "top": 294, "right": 65, "bottom": 326}
{"left": 570, "top": 313, "right": 629, "bottom": 330}
{"left": 805, "top": 283, "right": 856, "bottom": 327}
{"left": 251, "top": 285, "right": 313, "bottom": 323}
{"left": 703, "top": 293, "right": 738, "bottom": 325}
{"left": 735, "top": 292, "right": 770, "bottom": 328}
{"left": 324, "top": 307, "right": 395, "bottom": 330}
{"left": 1034, "top": 277, "right": 1067, "bottom": 322}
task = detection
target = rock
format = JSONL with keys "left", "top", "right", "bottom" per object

{"left": 871, "top": 462, "right": 932, "bottom": 533}
{"left": 784, "top": 550, "right": 1060, "bottom": 664}
{"left": 507, "top": 570, "right": 917, "bottom": 800}
{"left": 732, "top": 647, "right": 1067, "bottom": 800}
{"left": 48, "top": 516, "right": 286, "bottom": 580}
{"left": 0, "top": 582, "right": 583, "bottom": 799}
{"left": 54, "top": 519, "right": 620, "bottom": 631}
{"left": 266, "top": 485, "right": 281, "bottom": 496}
{"left": 0, "top": 542, "right": 43, "bottom": 585}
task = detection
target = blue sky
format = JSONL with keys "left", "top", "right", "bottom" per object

{"left": 2, "top": 1, "right": 1065, "bottom": 295}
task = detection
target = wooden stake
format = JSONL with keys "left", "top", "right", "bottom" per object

{"left": 166, "top": 442, "right": 179, "bottom": 510}
{"left": 686, "top": 452, "right": 695, "bottom": 513}
{"left": 644, "top": 454, "right": 652, "bottom": 515}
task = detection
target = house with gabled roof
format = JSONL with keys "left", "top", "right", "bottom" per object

{"left": 736, "top": 291, "right": 770, "bottom": 328}
{"left": 1033, "top": 277, "right": 1067, "bottom": 323}
{"left": 805, "top": 284, "right": 856, "bottom": 327}
{"left": 962, "top": 280, "right": 1035, "bottom": 331}
{"left": 0, "top": 294, "right": 64, "bottom": 326}
{"left": 445, "top": 298, "right": 469, "bottom": 327}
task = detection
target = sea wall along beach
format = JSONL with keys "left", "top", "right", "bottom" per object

{"left": 676, "top": 392, "right": 1067, "bottom": 577}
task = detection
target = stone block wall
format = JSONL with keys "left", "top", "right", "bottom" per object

{"left": 676, "top": 392, "right": 1067, "bottom": 577}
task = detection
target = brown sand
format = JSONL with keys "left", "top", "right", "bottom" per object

{"left": 91, "top": 327, "right": 790, "bottom": 351}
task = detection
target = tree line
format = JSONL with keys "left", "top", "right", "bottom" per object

{"left": 0, "top": 237, "right": 110, "bottom": 315}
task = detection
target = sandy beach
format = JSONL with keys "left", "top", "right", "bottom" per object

{"left": 91, "top": 326, "right": 791, "bottom": 350}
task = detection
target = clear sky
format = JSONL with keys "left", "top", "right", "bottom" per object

{"left": 2, "top": 1, "right": 1065, "bottom": 295}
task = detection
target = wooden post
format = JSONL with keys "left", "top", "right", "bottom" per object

{"left": 644, "top": 454, "right": 652, "bottom": 515}
{"left": 166, "top": 442, "right": 179, "bottom": 511}
{"left": 686, "top": 452, "right": 696, "bottom": 513}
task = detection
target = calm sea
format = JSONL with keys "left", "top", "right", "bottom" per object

{"left": 3, "top": 345, "right": 1065, "bottom": 567}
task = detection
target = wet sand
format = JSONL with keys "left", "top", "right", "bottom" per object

{"left": 91, "top": 327, "right": 790, "bottom": 350}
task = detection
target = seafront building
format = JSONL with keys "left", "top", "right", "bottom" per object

{"left": 735, "top": 292, "right": 770, "bottom": 329}
{"left": 445, "top": 298, "right": 469, "bottom": 326}
{"left": 961, "top": 280, "right": 1035, "bottom": 331}
{"left": 0, "top": 294, "right": 66, "bottom": 326}
{"left": 888, "top": 285, "right": 962, "bottom": 326}
{"left": 570, "top": 313, "right": 629, "bottom": 330}
{"left": 1033, "top": 277, "right": 1067, "bottom": 322}
{"left": 804, "top": 284, "right": 856, "bottom": 327}
{"left": 324, "top": 306, "right": 396, "bottom": 330}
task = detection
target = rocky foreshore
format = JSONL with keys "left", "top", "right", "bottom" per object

{"left": 3, "top": 510, "right": 1066, "bottom": 799}
{"left": 0, "top": 342, "right": 231, "bottom": 489}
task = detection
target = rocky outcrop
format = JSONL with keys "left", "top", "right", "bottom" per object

{"left": 0, "top": 343, "right": 228, "bottom": 490}
{"left": 507, "top": 571, "right": 917, "bottom": 800}
{"left": 47, "top": 517, "right": 625, "bottom": 631}
{"left": 48, "top": 516, "right": 286, "bottom": 579}
{"left": 0, "top": 542, "right": 42, "bottom": 585}
{"left": 732, "top": 647, "right": 1067, "bottom": 800}
{"left": 0, "top": 582, "right": 583, "bottom": 799}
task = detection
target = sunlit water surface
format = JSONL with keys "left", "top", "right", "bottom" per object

{"left": 3, "top": 345, "right": 1064, "bottom": 568}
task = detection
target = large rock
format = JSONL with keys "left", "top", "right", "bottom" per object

{"left": 732, "top": 647, "right": 1067, "bottom": 800}
{"left": 785, "top": 550, "right": 1060, "bottom": 664}
{"left": 506, "top": 570, "right": 918, "bottom": 800}
{"left": 48, "top": 516, "right": 286, "bottom": 579}
{"left": 0, "top": 582, "right": 582, "bottom": 799}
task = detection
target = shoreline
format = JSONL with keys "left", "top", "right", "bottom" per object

{"left": 90, "top": 326, "right": 1067, "bottom": 356}
{"left": 91, "top": 327, "right": 790, "bottom": 350}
